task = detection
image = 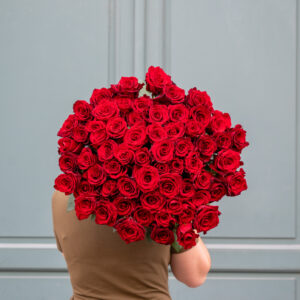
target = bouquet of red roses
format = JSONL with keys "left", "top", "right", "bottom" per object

{"left": 54, "top": 65, "right": 249, "bottom": 252}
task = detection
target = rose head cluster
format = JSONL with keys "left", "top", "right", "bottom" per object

{"left": 54, "top": 65, "right": 249, "bottom": 251}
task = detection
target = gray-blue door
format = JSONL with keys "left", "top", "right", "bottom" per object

{"left": 0, "top": 1, "right": 299, "bottom": 299}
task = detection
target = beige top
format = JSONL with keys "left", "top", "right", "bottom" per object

{"left": 51, "top": 190, "right": 182, "bottom": 300}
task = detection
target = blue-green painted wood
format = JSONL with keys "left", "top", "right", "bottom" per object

{"left": 0, "top": 0, "right": 109, "bottom": 237}
{"left": 1, "top": 245, "right": 300, "bottom": 272}
{"left": 169, "top": 274, "right": 296, "bottom": 300}
{"left": 0, "top": 272, "right": 297, "bottom": 300}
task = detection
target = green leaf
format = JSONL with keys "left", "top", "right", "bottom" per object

{"left": 112, "top": 227, "right": 117, "bottom": 233}
{"left": 171, "top": 240, "right": 184, "bottom": 253}
{"left": 90, "top": 214, "right": 96, "bottom": 221}
{"left": 145, "top": 227, "right": 152, "bottom": 243}
{"left": 171, "top": 228, "right": 184, "bottom": 253}
{"left": 67, "top": 193, "right": 75, "bottom": 212}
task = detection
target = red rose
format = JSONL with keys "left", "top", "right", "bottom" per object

{"left": 72, "top": 124, "right": 89, "bottom": 143}
{"left": 151, "top": 140, "right": 174, "bottom": 163}
{"left": 57, "top": 114, "right": 79, "bottom": 138}
{"left": 140, "top": 191, "right": 165, "bottom": 211}
{"left": 164, "top": 121, "right": 185, "bottom": 140}
{"left": 134, "top": 147, "right": 151, "bottom": 166}
{"left": 174, "top": 137, "right": 194, "bottom": 157}
{"left": 184, "top": 151, "right": 203, "bottom": 174}
{"left": 103, "top": 159, "right": 127, "bottom": 179}
{"left": 134, "top": 165, "right": 160, "bottom": 192}
{"left": 113, "top": 196, "right": 136, "bottom": 216}
{"left": 164, "top": 84, "right": 186, "bottom": 104}
{"left": 127, "top": 111, "right": 146, "bottom": 127}
{"left": 114, "top": 96, "right": 133, "bottom": 113}
{"left": 113, "top": 143, "right": 134, "bottom": 165}
{"left": 89, "top": 128, "right": 107, "bottom": 149}
{"left": 209, "top": 179, "right": 227, "bottom": 202}
{"left": 94, "top": 200, "right": 118, "bottom": 226}
{"left": 230, "top": 124, "right": 250, "bottom": 152}
{"left": 189, "top": 105, "right": 211, "bottom": 128}
{"left": 208, "top": 110, "right": 231, "bottom": 133}
{"left": 124, "top": 124, "right": 148, "bottom": 150}
{"left": 193, "top": 204, "right": 221, "bottom": 234}
{"left": 85, "top": 163, "right": 107, "bottom": 186}
{"left": 73, "top": 100, "right": 92, "bottom": 121}
{"left": 149, "top": 104, "right": 169, "bottom": 124}
{"left": 92, "top": 100, "right": 119, "bottom": 121}
{"left": 155, "top": 209, "right": 176, "bottom": 227}
{"left": 86, "top": 120, "right": 106, "bottom": 133}
{"left": 166, "top": 198, "right": 183, "bottom": 215}
{"left": 192, "top": 190, "right": 211, "bottom": 208}
{"left": 86, "top": 120, "right": 107, "bottom": 147}
{"left": 77, "top": 147, "right": 97, "bottom": 170}
{"left": 168, "top": 104, "right": 189, "bottom": 122}
{"left": 59, "top": 152, "right": 78, "bottom": 174}
{"left": 132, "top": 96, "right": 152, "bottom": 114}
{"left": 176, "top": 223, "right": 199, "bottom": 250}
{"left": 150, "top": 225, "right": 175, "bottom": 245}
{"left": 97, "top": 140, "right": 118, "bottom": 162}
{"left": 225, "top": 168, "right": 248, "bottom": 196}
{"left": 159, "top": 173, "right": 181, "bottom": 198}
{"left": 146, "top": 123, "right": 167, "bottom": 142}
{"left": 212, "top": 149, "right": 242, "bottom": 174}
{"left": 187, "top": 88, "right": 213, "bottom": 111}
{"left": 133, "top": 206, "right": 154, "bottom": 226}
{"left": 185, "top": 120, "right": 206, "bottom": 137}
{"left": 117, "top": 176, "right": 140, "bottom": 199}
{"left": 179, "top": 179, "right": 195, "bottom": 199}
{"left": 54, "top": 173, "right": 78, "bottom": 195}
{"left": 100, "top": 179, "right": 118, "bottom": 197}
{"left": 196, "top": 134, "right": 217, "bottom": 161}
{"left": 111, "top": 76, "right": 143, "bottom": 96}
{"left": 153, "top": 162, "right": 170, "bottom": 174}
{"left": 177, "top": 202, "right": 195, "bottom": 224}
{"left": 169, "top": 158, "right": 184, "bottom": 174}
{"left": 76, "top": 180, "right": 94, "bottom": 196}
{"left": 145, "top": 66, "right": 172, "bottom": 95}
{"left": 106, "top": 117, "right": 127, "bottom": 139}
{"left": 193, "top": 170, "right": 212, "bottom": 190}
{"left": 74, "top": 193, "right": 97, "bottom": 220}
{"left": 115, "top": 218, "right": 146, "bottom": 243}
{"left": 58, "top": 137, "right": 83, "bottom": 155}
{"left": 89, "top": 88, "right": 112, "bottom": 107}
{"left": 213, "top": 131, "right": 232, "bottom": 150}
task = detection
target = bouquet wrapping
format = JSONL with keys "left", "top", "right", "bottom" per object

{"left": 54, "top": 66, "right": 249, "bottom": 253}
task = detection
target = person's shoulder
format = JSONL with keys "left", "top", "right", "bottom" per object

{"left": 51, "top": 190, "right": 70, "bottom": 220}
{"left": 51, "top": 189, "right": 69, "bottom": 205}
{"left": 52, "top": 189, "right": 69, "bottom": 198}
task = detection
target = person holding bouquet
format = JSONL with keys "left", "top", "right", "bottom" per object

{"left": 52, "top": 189, "right": 212, "bottom": 300}
{"left": 52, "top": 66, "right": 248, "bottom": 299}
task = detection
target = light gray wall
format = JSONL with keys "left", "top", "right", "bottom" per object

{"left": 0, "top": 0, "right": 299, "bottom": 299}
